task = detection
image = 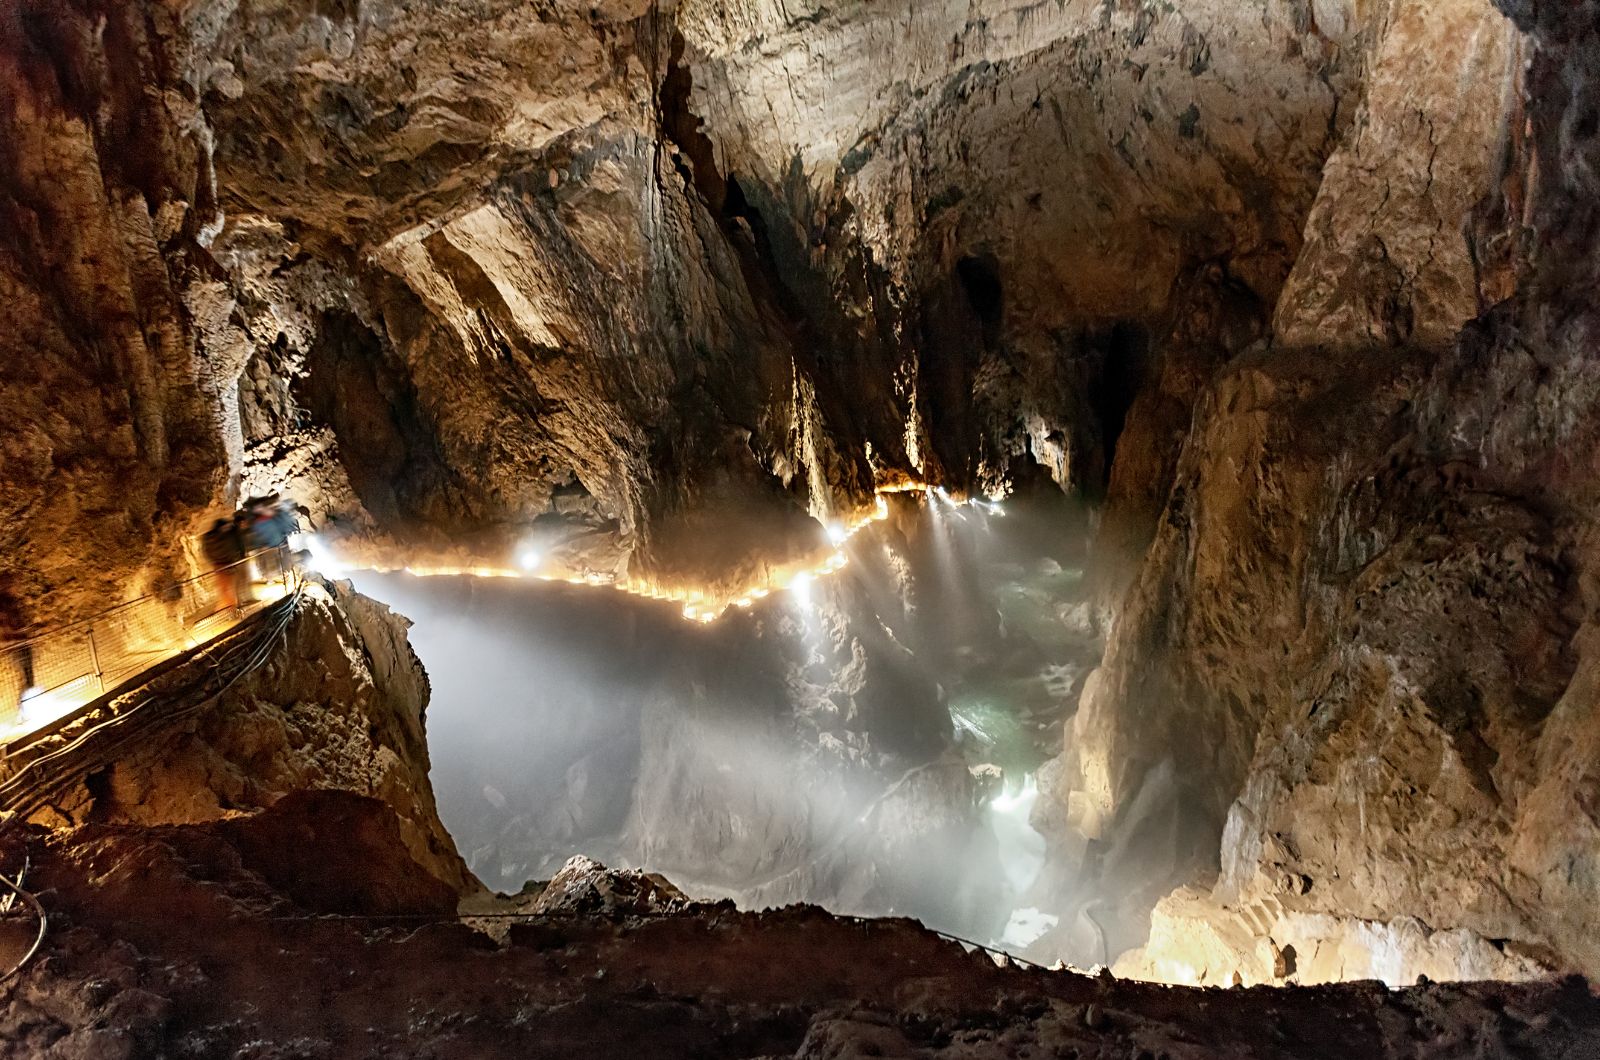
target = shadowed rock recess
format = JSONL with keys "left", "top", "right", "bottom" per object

{"left": 3, "top": 0, "right": 1600, "bottom": 1054}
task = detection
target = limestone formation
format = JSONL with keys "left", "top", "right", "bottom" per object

{"left": 1041, "top": 0, "right": 1600, "bottom": 983}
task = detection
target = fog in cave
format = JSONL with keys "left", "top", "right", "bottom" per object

{"left": 350, "top": 487, "right": 1104, "bottom": 954}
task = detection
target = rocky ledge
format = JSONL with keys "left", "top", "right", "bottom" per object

{"left": 0, "top": 790, "right": 1596, "bottom": 1060}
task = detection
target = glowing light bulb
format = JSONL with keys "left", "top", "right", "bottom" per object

{"left": 790, "top": 571, "right": 813, "bottom": 605}
{"left": 516, "top": 546, "right": 543, "bottom": 571}
{"left": 825, "top": 522, "right": 847, "bottom": 545}
{"left": 302, "top": 536, "right": 347, "bottom": 577}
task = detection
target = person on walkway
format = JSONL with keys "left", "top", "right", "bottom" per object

{"left": 242, "top": 495, "right": 305, "bottom": 581}
{"left": 201, "top": 517, "right": 247, "bottom": 609}
{"left": 229, "top": 512, "right": 258, "bottom": 606}
{"left": 240, "top": 499, "right": 274, "bottom": 552}
{"left": 0, "top": 602, "right": 39, "bottom": 722}
{"left": 266, "top": 496, "right": 300, "bottom": 549}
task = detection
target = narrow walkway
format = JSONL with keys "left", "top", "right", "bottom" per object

{"left": 0, "top": 486, "right": 986, "bottom": 745}
{"left": 0, "top": 550, "right": 301, "bottom": 747}
{"left": 0, "top": 586, "right": 305, "bottom": 822}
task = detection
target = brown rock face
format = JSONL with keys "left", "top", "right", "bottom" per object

{"left": 680, "top": 0, "right": 1353, "bottom": 496}
{"left": 1042, "top": 0, "right": 1600, "bottom": 982}
{"left": 1273, "top": 0, "right": 1525, "bottom": 349}
{"left": 7, "top": 0, "right": 1600, "bottom": 1007}
{"left": 2, "top": 0, "right": 1378, "bottom": 613}
{"left": 42, "top": 582, "right": 471, "bottom": 895}
{"left": 0, "top": 1, "right": 230, "bottom": 628}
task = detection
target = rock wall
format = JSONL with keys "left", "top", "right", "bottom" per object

{"left": 681, "top": 0, "right": 1357, "bottom": 494}
{"left": 9, "top": 0, "right": 1600, "bottom": 995}
{"left": 1273, "top": 0, "right": 1525, "bottom": 349}
{"left": 1044, "top": 0, "right": 1600, "bottom": 981}
{"left": 0, "top": 0, "right": 233, "bottom": 630}
{"left": 2, "top": 0, "right": 1383, "bottom": 625}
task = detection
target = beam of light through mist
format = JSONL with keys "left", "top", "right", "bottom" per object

{"left": 333, "top": 486, "right": 1104, "bottom": 970}
{"left": 296, "top": 533, "right": 347, "bottom": 577}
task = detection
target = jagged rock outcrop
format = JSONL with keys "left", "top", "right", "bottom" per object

{"left": 1273, "top": 0, "right": 1526, "bottom": 349}
{"left": 42, "top": 581, "right": 471, "bottom": 895}
{"left": 529, "top": 853, "right": 691, "bottom": 916}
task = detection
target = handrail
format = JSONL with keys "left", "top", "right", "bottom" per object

{"left": 1, "top": 547, "right": 291, "bottom": 652}
{"left": 0, "top": 586, "right": 306, "bottom": 819}
{"left": 0, "top": 546, "right": 302, "bottom": 739}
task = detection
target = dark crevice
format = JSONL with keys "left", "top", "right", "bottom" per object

{"left": 657, "top": 30, "right": 727, "bottom": 214}
{"left": 294, "top": 309, "right": 455, "bottom": 533}
{"left": 956, "top": 254, "right": 1004, "bottom": 345}
{"left": 1086, "top": 321, "right": 1151, "bottom": 490}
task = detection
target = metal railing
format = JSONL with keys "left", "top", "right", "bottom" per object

{"left": 0, "top": 547, "right": 301, "bottom": 740}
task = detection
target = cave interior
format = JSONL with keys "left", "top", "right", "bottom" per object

{"left": 2, "top": 0, "right": 1600, "bottom": 1056}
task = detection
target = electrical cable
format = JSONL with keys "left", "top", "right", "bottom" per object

{"left": 0, "top": 585, "right": 304, "bottom": 822}
{"left": 0, "top": 859, "right": 46, "bottom": 985}
{"left": 252, "top": 905, "right": 1050, "bottom": 969}
{"left": 0, "top": 587, "right": 305, "bottom": 983}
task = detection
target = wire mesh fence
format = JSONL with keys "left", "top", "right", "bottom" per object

{"left": 0, "top": 548, "right": 300, "bottom": 740}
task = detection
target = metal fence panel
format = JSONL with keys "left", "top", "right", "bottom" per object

{"left": 0, "top": 547, "right": 300, "bottom": 739}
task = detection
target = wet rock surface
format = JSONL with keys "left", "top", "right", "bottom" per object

{"left": 1, "top": 794, "right": 1597, "bottom": 1059}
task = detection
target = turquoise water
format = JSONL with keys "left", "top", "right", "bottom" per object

{"left": 948, "top": 694, "right": 1043, "bottom": 785}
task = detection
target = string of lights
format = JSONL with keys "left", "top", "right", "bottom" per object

{"left": 316, "top": 484, "right": 1005, "bottom": 625}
